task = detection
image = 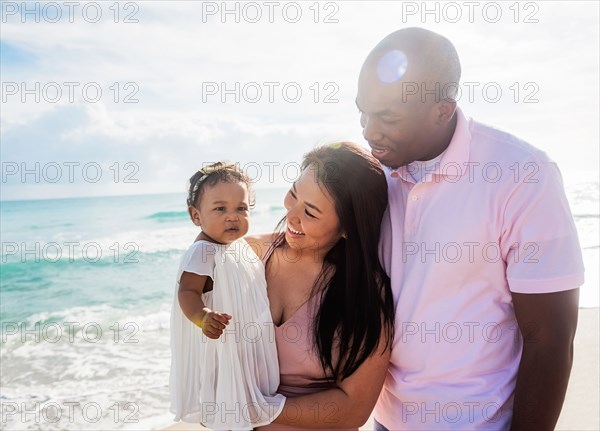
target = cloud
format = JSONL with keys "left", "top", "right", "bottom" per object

{"left": 0, "top": 101, "right": 358, "bottom": 200}
{"left": 1, "top": 1, "right": 598, "bottom": 200}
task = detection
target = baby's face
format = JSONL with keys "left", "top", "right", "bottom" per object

{"left": 194, "top": 181, "right": 250, "bottom": 244}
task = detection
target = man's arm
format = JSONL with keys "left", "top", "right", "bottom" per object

{"left": 510, "top": 288, "right": 579, "bottom": 430}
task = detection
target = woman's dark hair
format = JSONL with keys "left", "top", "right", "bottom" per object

{"left": 275, "top": 142, "right": 395, "bottom": 381}
{"left": 186, "top": 162, "right": 254, "bottom": 212}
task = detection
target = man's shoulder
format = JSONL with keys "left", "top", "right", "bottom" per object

{"left": 468, "top": 116, "right": 552, "bottom": 165}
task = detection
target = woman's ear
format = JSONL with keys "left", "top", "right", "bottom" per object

{"left": 188, "top": 206, "right": 202, "bottom": 227}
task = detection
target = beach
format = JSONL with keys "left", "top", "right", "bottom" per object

{"left": 556, "top": 308, "right": 600, "bottom": 431}
{"left": 2, "top": 1, "right": 599, "bottom": 430}
{"left": 162, "top": 308, "right": 600, "bottom": 431}
{"left": 1, "top": 187, "right": 597, "bottom": 431}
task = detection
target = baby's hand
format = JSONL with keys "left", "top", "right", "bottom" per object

{"left": 199, "top": 307, "right": 232, "bottom": 339}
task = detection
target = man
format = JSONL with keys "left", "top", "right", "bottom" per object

{"left": 357, "top": 27, "right": 584, "bottom": 430}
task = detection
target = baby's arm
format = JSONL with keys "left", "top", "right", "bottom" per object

{"left": 178, "top": 272, "right": 232, "bottom": 339}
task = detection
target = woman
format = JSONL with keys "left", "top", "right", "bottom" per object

{"left": 247, "top": 142, "right": 395, "bottom": 430}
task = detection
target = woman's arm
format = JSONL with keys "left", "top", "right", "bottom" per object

{"left": 178, "top": 272, "right": 231, "bottom": 339}
{"left": 274, "top": 341, "right": 391, "bottom": 429}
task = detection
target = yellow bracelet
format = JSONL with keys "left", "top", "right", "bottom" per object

{"left": 193, "top": 314, "right": 204, "bottom": 328}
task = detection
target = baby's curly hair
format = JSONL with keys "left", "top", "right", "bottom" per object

{"left": 186, "top": 162, "right": 254, "bottom": 209}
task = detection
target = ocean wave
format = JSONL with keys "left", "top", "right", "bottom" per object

{"left": 1, "top": 301, "right": 174, "bottom": 431}
{"left": 16, "top": 303, "right": 173, "bottom": 332}
{"left": 1, "top": 368, "right": 171, "bottom": 430}
{"left": 2, "top": 303, "right": 173, "bottom": 352}
{"left": 0, "top": 227, "right": 195, "bottom": 265}
{"left": 0, "top": 389, "right": 173, "bottom": 431}
{"left": 0, "top": 255, "right": 141, "bottom": 271}
{"left": 574, "top": 214, "right": 600, "bottom": 219}
{"left": 29, "top": 222, "right": 74, "bottom": 230}
{"left": 144, "top": 211, "right": 188, "bottom": 222}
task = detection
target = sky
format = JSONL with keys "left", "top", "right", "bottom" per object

{"left": 1, "top": 0, "right": 599, "bottom": 201}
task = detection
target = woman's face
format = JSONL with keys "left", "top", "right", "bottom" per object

{"left": 283, "top": 165, "right": 343, "bottom": 256}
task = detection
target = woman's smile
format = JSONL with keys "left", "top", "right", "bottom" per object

{"left": 287, "top": 225, "right": 305, "bottom": 237}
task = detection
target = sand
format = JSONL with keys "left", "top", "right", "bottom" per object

{"left": 162, "top": 308, "right": 599, "bottom": 430}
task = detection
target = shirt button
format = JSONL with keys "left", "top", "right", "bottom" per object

{"left": 411, "top": 195, "right": 419, "bottom": 201}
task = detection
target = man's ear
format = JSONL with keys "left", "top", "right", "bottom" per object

{"left": 188, "top": 206, "right": 202, "bottom": 227}
{"left": 436, "top": 99, "right": 457, "bottom": 125}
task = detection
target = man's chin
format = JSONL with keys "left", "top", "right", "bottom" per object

{"left": 372, "top": 152, "right": 401, "bottom": 169}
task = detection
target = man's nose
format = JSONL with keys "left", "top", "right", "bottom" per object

{"left": 362, "top": 117, "right": 384, "bottom": 143}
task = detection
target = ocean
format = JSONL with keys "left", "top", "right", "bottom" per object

{"left": 0, "top": 182, "right": 598, "bottom": 430}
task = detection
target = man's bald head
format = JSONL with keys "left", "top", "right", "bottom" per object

{"left": 356, "top": 28, "right": 461, "bottom": 168}
{"left": 361, "top": 27, "right": 461, "bottom": 101}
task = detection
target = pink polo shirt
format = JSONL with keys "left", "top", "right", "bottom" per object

{"left": 375, "top": 108, "right": 584, "bottom": 430}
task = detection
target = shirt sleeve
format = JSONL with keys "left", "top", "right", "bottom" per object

{"left": 500, "top": 159, "right": 585, "bottom": 293}
{"left": 178, "top": 241, "right": 217, "bottom": 282}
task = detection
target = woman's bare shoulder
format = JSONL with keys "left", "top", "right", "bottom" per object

{"left": 245, "top": 232, "right": 277, "bottom": 261}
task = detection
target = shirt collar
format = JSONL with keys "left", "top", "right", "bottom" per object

{"left": 438, "top": 106, "right": 471, "bottom": 176}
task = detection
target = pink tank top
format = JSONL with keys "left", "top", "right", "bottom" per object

{"left": 263, "top": 236, "right": 336, "bottom": 396}
{"left": 274, "top": 298, "right": 336, "bottom": 396}
{"left": 258, "top": 238, "right": 356, "bottom": 431}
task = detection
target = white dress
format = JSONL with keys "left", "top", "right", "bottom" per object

{"left": 170, "top": 239, "right": 285, "bottom": 430}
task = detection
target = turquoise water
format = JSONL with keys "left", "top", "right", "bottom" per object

{"left": 0, "top": 183, "right": 598, "bottom": 430}
{"left": 0, "top": 191, "right": 287, "bottom": 323}
{"left": 0, "top": 189, "right": 288, "bottom": 430}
